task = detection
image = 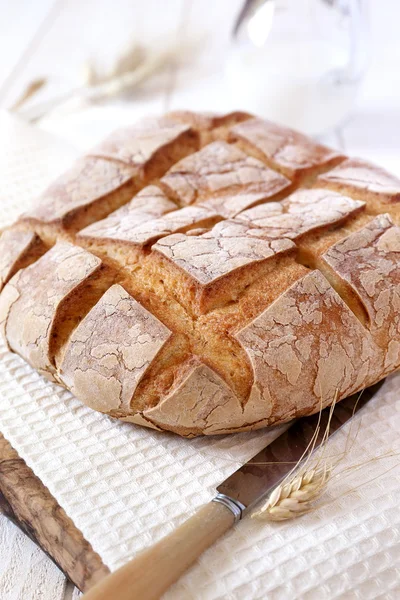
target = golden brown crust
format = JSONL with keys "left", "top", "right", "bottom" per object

{"left": 296, "top": 211, "right": 374, "bottom": 259}
{"left": 197, "top": 188, "right": 290, "bottom": 218}
{"left": 142, "top": 358, "right": 276, "bottom": 436}
{"left": 153, "top": 220, "right": 295, "bottom": 314}
{"left": 321, "top": 214, "right": 400, "bottom": 359}
{"left": 316, "top": 157, "right": 400, "bottom": 215}
{"left": 154, "top": 220, "right": 295, "bottom": 284}
{"left": 19, "top": 157, "right": 139, "bottom": 240}
{"left": 236, "top": 271, "right": 382, "bottom": 425}
{"left": 1, "top": 110, "right": 399, "bottom": 436}
{"left": 167, "top": 110, "right": 252, "bottom": 132}
{"left": 0, "top": 243, "right": 106, "bottom": 381}
{"left": 160, "top": 141, "right": 291, "bottom": 206}
{"left": 166, "top": 110, "right": 252, "bottom": 145}
{"left": 235, "top": 188, "right": 365, "bottom": 240}
{"left": 81, "top": 204, "right": 220, "bottom": 248}
{"left": 20, "top": 116, "right": 200, "bottom": 241}
{"left": 77, "top": 184, "right": 177, "bottom": 241}
{"left": 88, "top": 115, "right": 199, "bottom": 177}
{"left": 0, "top": 229, "right": 47, "bottom": 292}
{"left": 230, "top": 117, "right": 344, "bottom": 182}
{"left": 59, "top": 284, "right": 172, "bottom": 413}
{"left": 142, "top": 359, "right": 241, "bottom": 436}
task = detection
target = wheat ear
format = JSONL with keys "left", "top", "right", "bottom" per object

{"left": 252, "top": 465, "right": 331, "bottom": 521}
{"left": 252, "top": 391, "right": 339, "bottom": 522}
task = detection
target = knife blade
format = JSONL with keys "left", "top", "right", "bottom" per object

{"left": 82, "top": 381, "right": 383, "bottom": 600}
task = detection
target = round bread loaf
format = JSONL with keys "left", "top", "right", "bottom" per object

{"left": 1, "top": 111, "right": 399, "bottom": 436}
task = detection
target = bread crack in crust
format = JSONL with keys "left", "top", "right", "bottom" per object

{"left": 229, "top": 117, "right": 345, "bottom": 183}
{"left": 1, "top": 111, "right": 400, "bottom": 436}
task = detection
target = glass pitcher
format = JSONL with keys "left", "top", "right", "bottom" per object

{"left": 226, "top": 0, "right": 368, "bottom": 135}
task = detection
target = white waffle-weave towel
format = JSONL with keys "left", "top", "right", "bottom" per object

{"left": 0, "top": 112, "right": 399, "bottom": 600}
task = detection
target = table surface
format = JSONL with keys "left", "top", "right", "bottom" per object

{"left": 0, "top": 1, "right": 399, "bottom": 598}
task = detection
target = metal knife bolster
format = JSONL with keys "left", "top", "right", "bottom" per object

{"left": 212, "top": 493, "right": 246, "bottom": 522}
{"left": 212, "top": 382, "right": 383, "bottom": 521}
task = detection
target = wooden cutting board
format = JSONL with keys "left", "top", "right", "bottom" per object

{"left": 0, "top": 433, "right": 110, "bottom": 593}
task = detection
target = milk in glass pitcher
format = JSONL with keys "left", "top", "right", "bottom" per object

{"left": 226, "top": 0, "right": 368, "bottom": 134}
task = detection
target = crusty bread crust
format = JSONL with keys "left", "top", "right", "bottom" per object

{"left": 0, "top": 229, "right": 47, "bottom": 291}
{"left": 1, "top": 111, "right": 400, "bottom": 436}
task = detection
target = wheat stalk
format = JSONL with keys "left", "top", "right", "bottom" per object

{"left": 10, "top": 78, "right": 47, "bottom": 111}
{"left": 12, "top": 42, "right": 176, "bottom": 123}
{"left": 252, "top": 390, "right": 340, "bottom": 522}
{"left": 252, "top": 465, "right": 331, "bottom": 521}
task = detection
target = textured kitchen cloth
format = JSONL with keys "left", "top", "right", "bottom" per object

{"left": 0, "top": 113, "right": 399, "bottom": 600}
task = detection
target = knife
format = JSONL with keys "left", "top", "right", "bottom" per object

{"left": 82, "top": 381, "right": 383, "bottom": 600}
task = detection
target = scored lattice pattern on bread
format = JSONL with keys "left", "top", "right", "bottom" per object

{"left": 1, "top": 111, "right": 400, "bottom": 436}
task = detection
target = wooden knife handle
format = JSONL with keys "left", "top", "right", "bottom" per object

{"left": 82, "top": 501, "right": 235, "bottom": 600}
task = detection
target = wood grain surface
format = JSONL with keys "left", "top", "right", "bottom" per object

{"left": 0, "top": 433, "right": 109, "bottom": 592}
